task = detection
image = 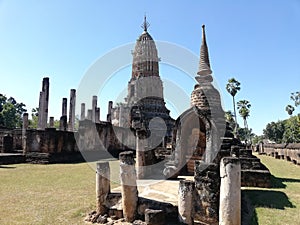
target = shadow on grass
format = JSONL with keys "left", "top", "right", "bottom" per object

{"left": 242, "top": 189, "right": 296, "bottom": 225}
{"left": 271, "top": 175, "right": 300, "bottom": 188}
{"left": 243, "top": 189, "right": 295, "bottom": 210}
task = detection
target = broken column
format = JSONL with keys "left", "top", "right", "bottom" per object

{"left": 96, "top": 162, "right": 111, "bottom": 215}
{"left": 22, "top": 113, "right": 29, "bottom": 130}
{"left": 68, "top": 89, "right": 76, "bottom": 131}
{"left": 219, "top": 157, "right": 241, "bottom": 225}
{"left": 49, "top": 117, "right": 54, "bottom": 128}
{"left": 42, "top": 77, "right": 49, "bottom": 128}
{"left": 119, "top": 104, "right": 123, "bottom": 126}
{"left": 194, "top": 161, "right": 220, "bottom": 225}
{"left": 96, "top": 107, "right": 100, "bottom": 123}
{"left": 37, "top": 91, "right": 45, "bottom": 130}
{"left": 136, "top": 131, "right": 147, "bottom": 179}
{"left": 22, "top": 113, "right": 29, "bottom": 152}
{"left": 178, "top": 180, "right": 195, "bottom": 225}
{"left": 37, "top": 77, "right": 49, "bottom": 130}
{"left": 81, "top": 103, "right": 85, "bottom": 120}
{"left": 59, "top": 116, "right": 67, "bottom": 131}
{"left": 107, "top": 101, "right": 113, "bottom": 123}
{"left": 87, "top": 109, "right": 92, "bottom": 120}
{"left": 119, "top": 151, "right": 138, "bottom": 222}
{"left": 92, "top": 96, "right": 97, "bottom": 123}
{"left": 62, "top": 98, "right": 67, "bottom": 116}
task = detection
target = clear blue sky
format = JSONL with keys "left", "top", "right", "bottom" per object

{"left": 0, "top": 0, "right": 300, "bottom": 135}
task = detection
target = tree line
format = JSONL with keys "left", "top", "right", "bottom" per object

{"left": 0, "top": 94, "right": 58, "bottom": 129}
{"left": 224, "top": 79, "right": 300, "bottom": 144}
{"left": 262, "top": 92, "right": 300, "bottom": 143}
{"left": 0, "top": 94, "right": 27, "bottom": 129}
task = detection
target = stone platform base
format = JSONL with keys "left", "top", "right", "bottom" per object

{"left": 0, "top": 153, "right": 25, "bottom": 165}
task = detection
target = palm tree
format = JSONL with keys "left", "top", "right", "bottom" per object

{"left": 291, "top": 92, "right": 300, "bottom": 107}
{"left": 285, "top": 105, "right": 295, "bottom": 116}
{"left": 285, "top": 104, "right": 295, "bottom": 142}
{"left": 225, "top": 110, "right": 235, "bottom": 130}
{"left": 237, "top": 100, "right": 251, "bottom": 144}
{"left": 226, "top": 78, "right": 241, "bottom": 135}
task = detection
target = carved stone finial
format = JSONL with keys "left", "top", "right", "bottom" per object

{"left": 141, "top": 14, "right": 150, "bottom": 32}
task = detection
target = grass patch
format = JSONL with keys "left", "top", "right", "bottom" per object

{"left": 0, "top": 161, "right": 120, "bottom": 225}
{"left": 243, "top": 154, "right": 300, "bottom": 225}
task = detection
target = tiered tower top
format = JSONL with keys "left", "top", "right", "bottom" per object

{"left": 131, "top": 16, "right": 160, "bottom": 79}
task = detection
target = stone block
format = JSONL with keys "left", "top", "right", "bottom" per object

{"left": 145, "top": 209, "right": 165, "bottom": 225}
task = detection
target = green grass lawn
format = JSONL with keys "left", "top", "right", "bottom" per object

{"left": 244, "top": 154, "right": 300, "bottom": 225}
{"left": 0, "top": 161, "right": 120, "bottom": 225}
{"left": 1, "top": 155, "right": 299, "bottom": 225}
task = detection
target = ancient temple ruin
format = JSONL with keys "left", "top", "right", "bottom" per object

{"left": 84, "top": 23, "right": 273, "bottom": 225}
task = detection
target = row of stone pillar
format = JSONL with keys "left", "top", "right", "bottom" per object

{"left": 95, "top": 154, "right": 241, "bottom": 225}
{"left": 79, "top": 97, "right": 113, "bottom": 124}
{"left": 36, "top": 78, "right": 117, "bottom": 132}
{"left": 58, "top": 89, "right": 76, "bottom": 131}
{"left": 95, "top": 151, "right": 138, "bottom": 222}
{"left": 34, "top": 78, "right": 121, "bottom": 132}
{"left": 36, "top": 77, "right": 77, "bottom": 131}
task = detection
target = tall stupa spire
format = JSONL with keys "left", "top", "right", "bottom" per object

{"left": 197, "top": 25, "right": 213, "bottom": 79}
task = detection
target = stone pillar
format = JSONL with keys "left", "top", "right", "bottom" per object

{"left": 81, "top": 103, "right": 85, "bottom": 120}
{"left": 96, "top": 107, "right": 100, "bottom": 123}
{"left": 37, "top": 77, "right": 50, "bottom": 130}
{"left": 178, "top": 180, "right": 195, "bottom": 225}
{"left": 59, "top": 115, "right": 67, "bottom": 131}
{"left": 92, "top": 95, "right": 97, "bottom": 123}
{"left": 62, "top": 98, "right": 67, "bottom": 116}
{"left": 96, "top": 162, "right": 111, "bottom": 215}
{"left": 22, "top": 113, "right": 29, "bottom": 130}
{"left": 194, "top": 161, "right": 220, "bottom": 225}
{"left": 219, "top": 157, "right": 241, "bottom": 225}
{"left": 42, "top": 77, "right": 49, "bottom": 129}
{"left": 87, "top": 109, "right": 92, "bottom": 120}
{"left": 136, "top": 131, "right": 146, "bottom": 179}
{"left": 37, "top": 91, "right": 45, "bottom": 130}
{"left": 49, "top": 117, "right": 54, "bottom": 128}
{"left": 107, "top": 101, "right": 113, "bottom": 123}
{"left": 22, "top": 113, "right": 29, "bottom": 153}
{"left": 119, "top": 104, "right": 123, "bottom": 126}
{"left": 68, "top": 89, "right": 76, "bottom": 131}
{"left": 119, "top": 151, "right": 138, "bottom": 222}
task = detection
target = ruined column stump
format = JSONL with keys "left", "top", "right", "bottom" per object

{"left": 22, "top": 113, "right": 29, "bottom": 153}
{"left": 219, "top": 157, "right": 241, "bottom": 225}
{"left": 136, "top": 133, "right": 146, "bottom": 179}
{"left": 119, "top": 151, "right": 138, "bottom": 222}
{"left": 59, "top": 115, "right": 67, "bottom": 131}
{"left": 62, "top": 98, "right": 67, "bottom": 116}
{"left": 194, "top": 161, "right": 220, "bottom": 225}
{"left": 49, "top": 117, "right": 54, "bottom": 128}
{"left": 80, "top": 103, "right": 85, "bottom": 120}
{"left": 96, "top": 162, "right": 111, "bottom": 215}
{"left": 68, "top": 89, "right": 76, "bottom": 131}
{"left": 178, "top": 180, "right": 195, "bottom": 225}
